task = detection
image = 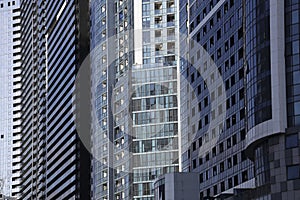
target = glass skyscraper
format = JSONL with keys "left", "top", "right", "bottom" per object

{"left": 0, "top": 0, "right": 20, "bottom": 198}
{"left": 90, "top": 0, "right": 180, "bottom": 199}
{"left": 180, "top": 0, "right": 300, "bottom": 199}
{"left": 180, "top": 0, "right": 254, "bottom": 199}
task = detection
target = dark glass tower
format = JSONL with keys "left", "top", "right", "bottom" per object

{"left": 180, "top": 0, "right": 254, "bottom": 199}
{"left": 244, "top": 0, "right": 300, "bottom": 199}
{"left": 180, "top": 0, "right": 300, "bottom": 199}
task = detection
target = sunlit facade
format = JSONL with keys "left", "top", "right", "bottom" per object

{"left": 0, "top": 0, "right": 20, "bottom": 198}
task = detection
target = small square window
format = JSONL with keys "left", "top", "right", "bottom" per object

{"left": 0, "top": 135, "right": 3, "bottom": 139}
{"left": 287, "top": 165, "right": 300, "bottom": 180}
{"left": 286, "top": 133, "right": 298, "bottom": 148}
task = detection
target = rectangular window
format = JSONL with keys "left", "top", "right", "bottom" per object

{"left": 206, "top": 153, "right": 210, "bottom": 161}
{"left": 200, "top": 173, "right": 204, "bottom": 183}
{"left": 233, "top": 154, "right": 238, "bottom": 165}
{"left": 221, "top": 181, "right": 225, "bottom": 192}
{"left": 234, "top": 175, "right": 239, "bottom": 186}
{"left": 287, "top": 165, "right": 300, "bottom": 180}
{"left": 232, "top": 134, "right": 237, "bottom": 145}
{"left": 228, "top": 158, "right": 232, "bottom": 168}
{"left": 212, "top": 147, "right": 216, "bottom": 157}
{"left": 286, "top": 133, "right": 298, "bottom": 149}
{"left": 199, "top": 158, "right": 203, "bottom": 165}
{"left": 199, "top": 137, "right": 202, "bottom": 147}
{"left": 242, "top": 171, "right": 248, "bottom": 182}
{"left": 240, "top": 129, "right": 246, "bottom": 140}
{"left": 213, "top": 166, "right": 217, "bottom": 176}
{"left": 219, "top": 142, "right": 224, "bottom": 153}
{"left": 241, "top": 150, "right": 247, "bottom": 161}
{"left": 228, "top": 178, "right": 233, "bottom": 188}
{"left": 227, "top": 138, "right": 231, "bottom": 148}
{"left": 220, "top": 162, "right": 224, "bottom": 172}
{"left": 213, "top": 185, "right": 218, "bottom": 195}
{"left": 193, "top": 159, "right": 197, "bottom": 169}
{"left": 193, "top": 141, "right": 197, "bottom": 151}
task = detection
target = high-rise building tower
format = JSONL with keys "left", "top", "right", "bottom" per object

{"left": 90, "top": 0, "right": 180, "bottom": 199}
{"left": 180, "top": 0, "right": 300, "bottom": 199}
{"left": 0, "top": 0, "right": 20, "bottom": 198}
{"left": 244, "top": 0, "right": 300, "bottom": 199}
{"left": 44, "top": 0, "right": 90, "bottom": 199}
{"left": 180, "top": 0, "right": 254, "bottom": 199}
{"left": 18, "top": 0, "right": 91, "bottom": 199}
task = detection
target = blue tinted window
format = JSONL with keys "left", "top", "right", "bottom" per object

{"left": 286, "top": 133, "right": 298, "bottom": 148}
{"left": 287, "top": 165, "right": 300, "bottom": 180}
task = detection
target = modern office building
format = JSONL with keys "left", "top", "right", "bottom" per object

{"left": 0, "top": 0, "right": 20, "bottom": 198}
{"left": 180, "top": 0, "right": 300, "bottom": 199}
{"left": 18, "top": 0, "right": 91, "bottom": 199}
{"left": 244, "top": 0, "right": 300, "bottom": 199}
{"left": 180, "top": 0, "right": 254, "bottom": 199}
{"left": 90, "top": 0, "right": 180, "bottom": 199}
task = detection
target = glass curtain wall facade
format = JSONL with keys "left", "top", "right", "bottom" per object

{"left": 90, "top": 0, "right": 116, "bottom": 199}
{"left": 180, "top": 0, "right": 254, "bottom": 199}
{"left": 180, "top": 0, "right": 300, "bottom": 199}
{"left": 90, "top": 0, "right": 180, "bottom": 199}
{"left": 132, "top": 0, "right": 179, "bottom": 199}
{"left": 0, "top": 0, "right": 20, "bottom": 198}
{"left": 244, "top": 0, "right": 300, "bottom": 199}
